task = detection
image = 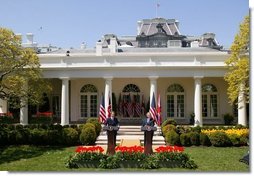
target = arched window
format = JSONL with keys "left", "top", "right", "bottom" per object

{"left": 80, "top": 84, "right": 98, "bottom": 118}
{"left": 166, "top": 84, "right": 185, "bottom": 118}
{"left": 121, "top": 84, "right": 142, "bottom": 117}
{"left": 202, "top": 84, "right": 218, "bottom": 118}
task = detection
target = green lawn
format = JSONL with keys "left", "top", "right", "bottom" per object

{"left": 0, "top": 145, "right": 249, "bottom": 172}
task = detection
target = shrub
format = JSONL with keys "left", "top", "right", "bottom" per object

{"left": 223, "top": 113, "right": 235, "bottom": 125}
{"left": 189, "top": 132, "right": 200, "bottom": 146}
{"left": 0, "top": 127, "right": 8, "bottom": 145}
{"left": 29, "top": 128, "right": 47, "bottom": 145}
{"left": 62, "top": 127, "right": 79, "bottom": 146}
{"left": 86, "top": 118, "right": 102, "bottom": 136}
{"left": 176, "top": 126, "right": 192, "bottom": 135}
{"left": 165, "top": 130, "right": 180, "bottom": 146}
{"left": 180, "top": 133, "right": 191, "bottom": 146}
{"left": 200, "top": 133, "right": 211, "bottom": 146}
{"left": 47, "top": 129, "right": 63, "bottom": 145}
{"left": 228, "top": 133, "right": 241, "bottom": 146}
{"left": 161, "top": 119, "right": 177, "bottom": 128}
{"left": 15, "top": 128, "right": 30, "bottom": 144}
{"left": 192, "top": 126, "right": 202, "bottom": 133}
{"left": 209, "top": 131, "right": 232, "bottom": 147}
{"left": 79, "top": 127, "right": 97, "bottom": 145}
{"left": 162, "top": 124, "right": 176, "bottom": 136}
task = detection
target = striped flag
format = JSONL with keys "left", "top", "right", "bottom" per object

{"left": 118, "top": 93, "right": 123, "bottom": 116}
{"left": 99, "top": 94, "right": 106, "bottom": 123}
{"left": 150, "top": 92, "right": 158, "bottom": 124}
{"left": 126, "top": 94, "right": 133, "bottom": 117}
{"left": 107, "top": 94, "right": 111, "bottom": 118}
{"left": 157, "top": 94, "right": 162, "bottom": 126}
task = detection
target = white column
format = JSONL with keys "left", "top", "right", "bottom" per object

{"left": 238, "top": 84, "right": 247, "bottom": 126}
{"left": 194, "top": 76, "right": 203, "bottom": 126}
{"left": 0, "top": 99, "right": 7, "bottom": 113}
{"left": 20, "top": 82, "right": 28, "bottom": 125}
{"left": 149, "top": 77, "right": 158, "bottom": 107}
{"left": 61, "top": 78, "right": 69, "bottom": 126}
{"left": 104, "top": 77, "right": 112, "bottom": 117}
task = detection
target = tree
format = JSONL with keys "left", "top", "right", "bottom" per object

{"left": 0, "top": 27, "right": 51, "bottom": 108}
{"left": 224, "top": 16, "right": 249, "bottom": 105}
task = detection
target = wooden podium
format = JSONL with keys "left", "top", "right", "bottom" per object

{"left": 103, "top": 126, "right": 119, "bottom": 155}
{"left": 141, "top": 126, "right": 157, "bottom": 154}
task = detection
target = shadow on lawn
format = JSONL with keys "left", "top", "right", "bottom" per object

{"left": 0, "top": 145, "right": 65, "bottom": 164}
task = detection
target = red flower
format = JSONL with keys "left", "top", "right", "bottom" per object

{"left": 155, "top": 146, "right": 184, "bottom": 153}
{"left": 75, "top": 146, "right": 104, "bottom": 153}
{"left": 115, "top": 145, "right": 144, "bottom": 153}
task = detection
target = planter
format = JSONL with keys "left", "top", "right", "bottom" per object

{"left": 76, "top": 161, "right": 100, "bottom": 168}
{"left": 159, "top": 161, "right": 182, "bottom": 168}
{"left": 119, "top": 161, "right": 141, "bottom": 168}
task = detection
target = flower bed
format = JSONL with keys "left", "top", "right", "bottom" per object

{"left": 66, "top": 145, "right": 197, "bottom": 169}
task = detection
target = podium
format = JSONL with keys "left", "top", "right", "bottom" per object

{"left": 141, "top": 126, "right": 157, "bottom": 154}
{"left": 103, "top": 126, "right": 119, "bottom": 155}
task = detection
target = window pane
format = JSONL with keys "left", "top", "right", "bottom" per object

{"left": 202, "top": 95, "right": 208, "bottom": 117}
{"left": 167, "top": 95, "right": 174, "bottom": 117}
{"left": 210, "top": 94, "right": 218, "bottom": 117}
{"left": 90, "top": 95, "right": 97, "bottom": 117}
{"left": 81, "top": 95, "right": 88, "bottom": 117}
{"left": 177, "top": 95, "right": 184, "bottom": 117}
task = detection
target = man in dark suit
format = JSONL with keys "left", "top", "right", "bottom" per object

{"left": 105, "top": 111, "right": 119, "bottom": 145}
{"left": 142, "top": 112, "right": 155, "bottom": 146}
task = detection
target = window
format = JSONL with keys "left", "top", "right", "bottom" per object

{"left": 80, "top": 84, "right": 98, "bottom": 118}
{"left": 202, "top": 84, "right": 218, "bottom": 118}
{"left": 166, "top": 84, "right": 185, "bottom": 118}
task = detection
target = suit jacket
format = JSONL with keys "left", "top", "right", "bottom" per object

{"left": 105, "top": 117, "right": 119, "bottom": 126}
{"left": 142, "top": 118, "right": 155, "bottom": 127}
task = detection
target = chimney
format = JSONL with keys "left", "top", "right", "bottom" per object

{"left": 80, "top": 42, "right": 86, "bottom": 49}
{"left": 191, "top": 41, "right": 199, "bottom": 48}
{"left": 109, "top": 37, "right": 117, "bottom": 54}
{"left": 96, "top": 40, "right": 102, "bottom": 56}
{"left": 26, "top": 33, "right": 34, "bottom": 44}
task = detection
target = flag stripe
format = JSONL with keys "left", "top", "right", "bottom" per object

{"left": 150, "top": 92, "right": 158, "bottom": 124}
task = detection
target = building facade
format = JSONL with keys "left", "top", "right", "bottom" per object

{"left": 0, "top": 18, "right": 247, "bottom": 126}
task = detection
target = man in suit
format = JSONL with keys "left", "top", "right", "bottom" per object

{"left": 142, "top": 112, "right": 155, "bottom": 146}
{"left": 105, "top": 111, "right": 119, "bottom": 145}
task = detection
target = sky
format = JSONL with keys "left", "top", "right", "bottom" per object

{"left": 0, "top": 0, "right": 249, "bottom": 49}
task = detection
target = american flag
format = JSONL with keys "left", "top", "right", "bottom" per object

{"left": 134, "top": 94, "right": 142, "bottom": 117}
{"left": 126, "top": 94, "right": 133, "bottom": 117}
{"left": 141, "top": 95, "right": 145, "bottom": 115}
{"left": 107, "top": 94, "right": 111, "bottom": 118}
{"left": 157, "top": 94, "right": 162, "bottom": 126}
{"left": 99, "top": 94, "right": 106, "bottom": 123}
{"left": 150, "top": 92, "right": 158, "bottom": 124}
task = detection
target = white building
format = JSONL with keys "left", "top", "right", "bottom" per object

{"left": 0, "top": 18, "right": 247, "bottom": 126}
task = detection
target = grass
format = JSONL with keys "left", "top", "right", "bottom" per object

{"left": 0, "top": 145, "right": 249, "bottom": 172}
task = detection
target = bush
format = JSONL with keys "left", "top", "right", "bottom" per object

{"left": 62, "top": 127, "right": 79, "bottom": 146}
{"left": 161, "top": 119, "right": 177, "bottom": 128}
{"left": 29, "top": 128, "right": 47, "bottom": 145}
{"left": 162, "top": 124, "right": 176, "bottom": 136}
{"left": 15, "top": 128, "right": 30, "bottom": 144}
{"left": 47, "top": 129, "right": 63, "bottom": 145}
{"left": 223, "top": 113, "right": 234, "bottom": 125}
{"left": 200, "top": 133, "right": 211, "bottom": 146}
{"left": 79, "top": 127, "right": 97, "bottom": 145}
{"left": 180, "top": 133, "right": 191, "bottom": 146}
{"left": 86, "top": 118, "right": 102, "bottom": 136}
{"left": 189, "top": 132, "right": 200, "bottom": 146}
{"left": 192, "top": 126, "right": 202, "bottom": 133}
{"left": 165, "top": 130, "right": 180, "bottom": 146}
{"left": 228, "top": 134, "right": 241, "bottom": 146}
{"left": 209, "top": 131, "right": 232, "bottom": 147}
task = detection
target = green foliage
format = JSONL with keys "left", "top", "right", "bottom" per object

{"left": 209, "top": 131, "right": 232, "bottom": 147}
{"left": 140, "top": 155, "right": 160, "bottom": 169}
{"left": 223, "top": 113, "right": 235, "bottom": 125}
{"left": 29, "top": 117, "right": 53, "bottom": 124}
{"left": 224, "top": 16, "right": 249, "bottom": 104}
{"left": 180, "top": 133, "right": 191, "bottom": 146}
{"left": 79, "top": 127, "right": 96, "bottom": 145}
{"left": 99, "top": 155, "right": 119, "bottom": 169}
{"left": 199, "top": 133, "right": 212, "bottom": 146}
{"left": 165, "top": 130, "right": 180, "bottom": 146}
{"left": 0, "top": 28, "right": 52, "bottom": 108}
{"left": 29, "top": 128, "right": 47, "bottom": 145}
{"left": 189, "top": 132, "right": 200, "bottom": 146}
{"left": 162, "top": 124, "right": 176, "bottom": 136}
{"left": 161, "top": 119, "right": 177, "bottom": 128}
{"left": 62, "top": 128, "right": 79, "bottom": 146}
{"left": 86, "top": 118, "right": 102, "bottom": 136}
